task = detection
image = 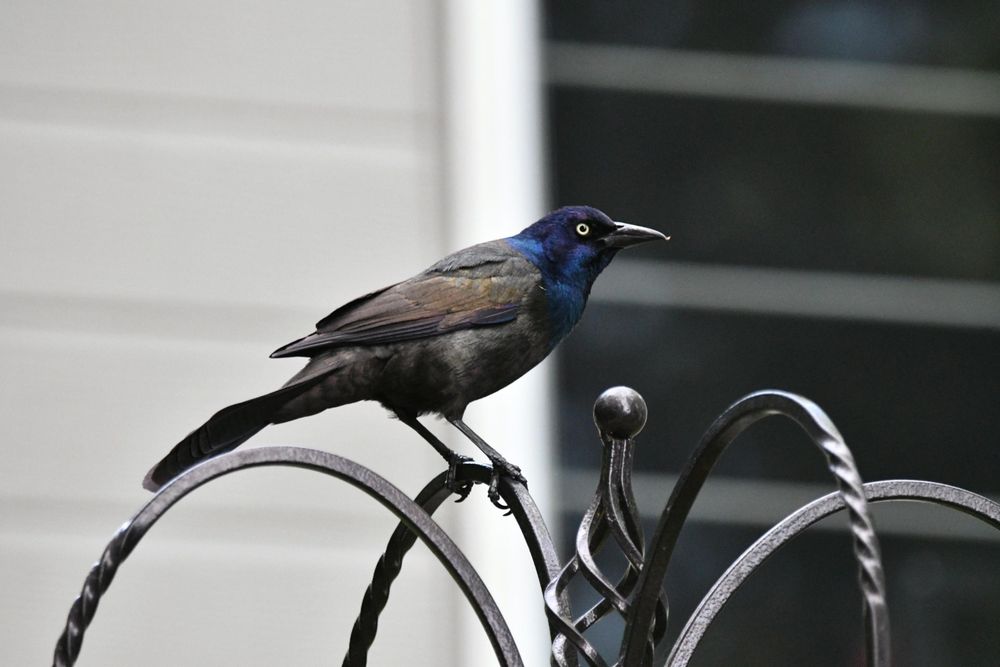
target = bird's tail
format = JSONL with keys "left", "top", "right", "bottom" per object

{"left": 142, "top": 374, "right": 328, "bottom": 492}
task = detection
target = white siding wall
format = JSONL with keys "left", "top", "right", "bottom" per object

{"left": 0, "top": 2, "right": 547, "bottom": 665}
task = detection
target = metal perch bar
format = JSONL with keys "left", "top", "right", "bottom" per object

{"left": 52, "top": 447, "right": 523, "bottom": 667}
{"left": 343, "top": 461, "right": 572, "bottom": 667}
{"left": 51, "top": 387, "right": 1000, "bottom": 666}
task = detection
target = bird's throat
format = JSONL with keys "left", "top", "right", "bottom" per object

{"left": 505, "top": 236, "right": 600, "bottom": 346}
{"left": 542, "top": 276, "right": 588, "bottom": 346}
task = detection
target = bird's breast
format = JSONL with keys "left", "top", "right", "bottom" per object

{"left": 541, "top": 279, "right": 588, "bottom": 347}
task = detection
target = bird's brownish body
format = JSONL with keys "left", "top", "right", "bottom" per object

{"left": 272, "top": 242, "right": 553, "bottom": 421}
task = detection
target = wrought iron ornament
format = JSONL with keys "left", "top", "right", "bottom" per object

{"left": 544, "top": 387, "right": 667, "bottom": 667}
{"left": 54, "top": 388, "right": 1000, "bottom": 666}
{"left": 52, "top": 450, "right": 524, "bottom": 667}
{"left": 620, "top": 391, "right": 891, "bottom": 667}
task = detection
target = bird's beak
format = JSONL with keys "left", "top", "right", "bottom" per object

{"left": 603, "top": 222, "right": 670, "bottom": 248}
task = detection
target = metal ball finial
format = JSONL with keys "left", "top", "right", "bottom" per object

{"left": 593, "top": 386, "right": 647, "bottom": 438}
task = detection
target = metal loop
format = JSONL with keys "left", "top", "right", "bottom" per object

{"left": 621, "top": 390, "right": 890, "bottom": 667}
{"left": 667, "top": 480, "right": 1000, "bottom": 665}
{"left": 343, "top": 461, "right": 571, "bottom": 667}
{"left": 52, "top": 447, "right": 523, "bottom": 667}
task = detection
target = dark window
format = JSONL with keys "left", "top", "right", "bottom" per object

{"left": 545, "top": 2, "right": 1000, "bottom": 664}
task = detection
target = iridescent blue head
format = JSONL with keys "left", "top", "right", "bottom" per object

{"left": 507, "top": 205, "right": 667, "bottom": 288}
{"left": 506, "top": 205, "right": 668, "bottom": 343}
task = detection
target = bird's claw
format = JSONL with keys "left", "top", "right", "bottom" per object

{"left": 446, "top": 453, "right": 474, "bottom": 502}
{"left": 487, "top": 472, "right": 511, "bottom": 513}
{"left": 486, "top": 459, "right": 527, "bottom": 514}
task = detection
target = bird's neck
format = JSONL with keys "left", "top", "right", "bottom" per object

{"left": 541, "top": 277, "right": 589, "bottom": 345}
{"left": 505, "top": 236, "right": 605, "bottom": 345}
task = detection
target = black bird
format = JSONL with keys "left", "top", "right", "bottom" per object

{"left": 144, "top": 206, "right": 667, "bottom": 502}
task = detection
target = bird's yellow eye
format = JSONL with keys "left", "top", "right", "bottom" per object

{"left": 575, "top": 223, "right": 591, "bottom": 237}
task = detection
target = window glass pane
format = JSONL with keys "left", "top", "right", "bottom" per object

{"left": 554, "top": 516, "right": 1000, "bottom": 666}
{"left": 546, "top": 0, "right": 1000, "bottom": 71}
{"left": 549, "top": 88, "right": 1000, "bottom": 281}
{"left": 558, "top": 304, "right": 1000, "bottom": 490}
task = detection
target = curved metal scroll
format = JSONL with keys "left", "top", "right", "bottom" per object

{"left": 343, "top": 461, "right": 571, "bottom": 667}
{"left": 668, "top": 479, "right": 1000, "bottom": 665}
{"left": 621, "top": 391, "right": 890, "bottom": 667}
{"left": 52, "top": 447, "right": 523, "bottom": 667}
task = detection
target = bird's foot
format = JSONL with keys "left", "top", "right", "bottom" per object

{"left": 486, "top": 459, "right": 527, "bottom": 514}
{"left": 446, "top": 453, "right": 474, "bottom": 502}
{"left": 446, "top": 417, "right": 526, "bottom": 512}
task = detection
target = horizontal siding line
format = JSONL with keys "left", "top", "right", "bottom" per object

{"left": 0, "top": 289, "right": 313, "bottom": 348}
{"left": 0, "top": 82, "right": 430, "bottom": 163}
{"left": 548, "top": 42, "right": 1000, "bottom": 117}
{"left": 593, "top": 259, "right": 1000, "bottom": 330}
{"left": 0, "top": 493, "right": 424, "bottom": 562}
{"left": 0, "top": 120, "right": 424, "bottom": 169}
{"left": 560, "top": 469, "right": 1000, "bottom": 542}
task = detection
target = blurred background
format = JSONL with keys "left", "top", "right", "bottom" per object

{"left": 548, "top": 2, "right": 1000, "bottom": 665}
{"left": 1, "top": 1, "right": 997, "bottom": 666}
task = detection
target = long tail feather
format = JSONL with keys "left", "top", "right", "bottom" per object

{"left": 143, "top": 375, "right": 326, "bottom": 491}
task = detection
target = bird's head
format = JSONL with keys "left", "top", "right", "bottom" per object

{"left": 507, "top": 205, "right": 668, "bottom": 288}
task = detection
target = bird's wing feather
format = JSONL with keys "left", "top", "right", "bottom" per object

{"left": 271, "top": 241, "right": 534, "bottom": 358}
{"left": 314, "top": 285, "right": 394, "bottom": 329}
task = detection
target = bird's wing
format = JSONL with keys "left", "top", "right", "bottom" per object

{"left": 270, "top": 241, "right": 533, "bottom": 358}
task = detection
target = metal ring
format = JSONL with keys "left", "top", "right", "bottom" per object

{"left": 622, "top": 390, "right": 890, "bottom": 666}
{"left": 52, "top": 446, "right": 523, "bottom": 667}
{"left": 667, "top": 479, "right": 1000, "bottom": 665}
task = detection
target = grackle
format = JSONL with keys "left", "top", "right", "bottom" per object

{"left": 144, "top": 206, "right": 667, "bottom": 505}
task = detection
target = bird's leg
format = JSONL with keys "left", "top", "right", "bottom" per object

{"left": 448, "top": 419, "right": 526, "bottom": 482}
{"left": 396, "top": 413, "right": 473, "bottom": 501}
{"left": 448, "top": 418, "right": 526, "bottom": 510}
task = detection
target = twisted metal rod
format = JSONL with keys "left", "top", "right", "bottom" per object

{"left": 620, "top": 391, "right": 890, "bottom": 667}
{"left": 343, "top": 461, "right": 571, "bottom": 667}
{"left": 574, "top": 447, "right": 635, "bottom": 614}
{"left": 546, "top": 388, "right": 667, "bottom": 667}
{"left": 342, "top": 474, "right": 455, "bottom": 667}
{"left": 546, "top": 495, "right": 613, "bottom": 667}
{"left": 52, "top": 447, "right": 523, "bottom": 667}
{"left": 667, "top": 479, "right": 1000, "bottom": 666}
